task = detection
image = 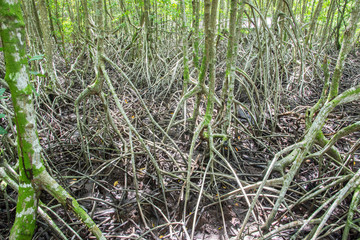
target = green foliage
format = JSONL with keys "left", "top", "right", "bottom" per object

{"left": 29, "top": 71, "right": 46, "bottom": 78}
{"left": 0, "top": 88, "right": 5, "bottom": 98}
{"left": 240, "top": 28, "right": 250, "bottom": 34}
{"left": 0, "top": 126, "right": 6, "bottom": 135}
{"left": 28, "top": 55, "right": 45, "bottom": 94}
{"left": 29, "top": 84, "right": 40, "bottom": 97}
{"left": 62, "top": 20, "right": 74, "bottom": 41}
{"left": 29, "top": 54, "right": 44, "bottom": 61}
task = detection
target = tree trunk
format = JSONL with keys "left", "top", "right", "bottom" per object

{"left": 305, "top": 0, "right": 324, "bottom": 46}
{"left": 0, "top": 1, "right": 105, "bottom": 239}
{"left": 192, "top": 0, "right": 200, "bottom": 70}
{"left": 203, "top": 0, "right": 219, "bottom": 126}
{"left": 38, "top": 0, "right": 58, "bottom": 87}
{"left": 179, "top": 0, "right": 190, "bottom": 96}
{"left": 222, "top": 0, "right": 245, "bottom": 134}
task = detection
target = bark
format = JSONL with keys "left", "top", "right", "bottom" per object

{"left": 305, "top": 0, "right": 324, "bottom": 46}
{"left": 38, "top": 0, "right": 58, "bottom": 87}
{"left": 81, "top": 0, "right": 90, "bottom": 41}
{"left": 300, "top": 0, "right": 308, "bottom": 23}
{"left": 342, "top": 185, "right": 360, "bottom": 240}
{"left": 179, "top": 0, "right": 190, "bottom": 96}
{"left": 203, "top": 0, "right": 219, "bottom": 126}
{"left": 192, "top": 0, "right": 200, "bottom": 70}
{"left": 143, "top": 0, "right": 151, "bottom": 42}
{"left": 45, "top": 0, "right": 58, "bottom": 45}
{"left": 191, "top": 0, "right": 212, "bottom": 130}
{"left": 32, "top": 0, "right": 44, "bottom": 40}
{"left": 222, "top": 0, "right": 245, "bottom": 134}
{"left": 320, "top": 0, "right": 336, "bottom": 47}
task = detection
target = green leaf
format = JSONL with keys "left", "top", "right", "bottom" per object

{"left": 30, "top": 84, "right": 39, "bottom": 97}
{"left": 0, "top": 127, "right": 6, "bottom": 135}
{"left": 29, "top": 54, "right": 44, "bottom": 61}
{"left": 0, "top": 114, "right": 5, "bottom": 118}
{"left": 29, "top": 71, "right": 46, "bottom": 77}
{"left": 29, "top": 71, "right": 40, "bottom": 75}
{"left": 0, "top": 47, "right": 3, "bottom": 52}
{"left": 0, "top": 88, "right": 5, "bottom": 95}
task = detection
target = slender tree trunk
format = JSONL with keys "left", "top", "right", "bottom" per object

{"left": 304, "top": 0, "right": 324, "bottom": 46}
{"left": 191, "top": 0, "right": 212, "bottom": 130}
{"left": 21, "top": 0, "right": 38, "bottom": 54}
{"left": 203, "top": 0, "right": 219, "bottom": 126}
{"left": 45, "top": 0, "right": 58, "bottom": 45}
{"left": 81, "top": 0, "right": 90, "bottom": 41}
{"left": 222, "top": 0, "right": 245, "bottom": 134}
{"left": 192, "top": 0, "right": 200, "bottom": 70}
{"left": 53, "top": 0, "right": 66, "bottom": 58}
{"left": 320, "top": 0, "right": 336, "bottom": 48}
{"left": 75, "top": 0, "right": 105, "bottom": 165}
{"left": 143, "top": 0, "right": 151, "bottom": 42}
{"left": 180, "top": 0, "right": 190, "bottom": 96}
{"left": 300, "top": 0, "right": 308, "bottom": 23}
{"left": 38, "top": 0, "right": 58, "bottom": 87}
{"left": 32, "top": 0, "right": 43, "bottom": 40}
{"left": 103, "top": 0, "right": 109, "bottom": 31}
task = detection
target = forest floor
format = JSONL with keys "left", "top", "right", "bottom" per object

{"left": 1, "top": 45, "right": 360, "bottom": 239}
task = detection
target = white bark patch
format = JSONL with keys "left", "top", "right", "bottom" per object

{"left": 27, "top": 116, "right": 43, "bottom": 170}
{"left": 16, "top": 97, "right": 43, "bottom": 170}
{"left": 16, "top": 206, "right": 35, "bottom": 218}
{"left": 339, "top": 91, "right": 360, "bottom": 104}
{"left": 20, "top": 183, "right": 32, "bottom": 188}
{"left": 16, "top": 30, "right": 23, "bottom": 46}
{"left": 62, "top": 189, "right": 69, "bottom": 197}
{"left": 33, "top": 151, "right": 43, "bottom": 169}
{"left": 11, "top": 50, "right": 20, "bottom": 62}
{"left": 5, "top": 0, "right": 16, "bottom": 5}
{"left": 12, "top": 66, "right": 28, "bottom": 90}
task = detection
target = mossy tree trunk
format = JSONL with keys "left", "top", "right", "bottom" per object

{"left": 179, "top": 0, "right": 190, "bottom": 96}
{"left": 304, "top": 0, "right": 324, "bottom": 46}
{"left": 1, "top": 2, "right": 40, "bottom": 238}
{"left": 190, "top": 0, "right": 214, "bottom": 130}
{"left": 38, "top": 0, "right": 58, "bottom": 87}
{"left": 81, "top": 0, "right": 90, "bottom": 42}
{"left": 192, "top": 0, "right": 200, "bottom": 71}
{"left": 221, "top": 0, "right": 245, "bottom": 135}
{"left": 0, "top": 1, "right": 105, "bottom": 239}
{"left": 203, "top": 0, "right": 219, "bottom": 127}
